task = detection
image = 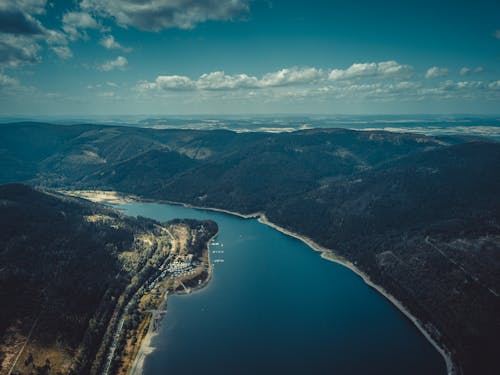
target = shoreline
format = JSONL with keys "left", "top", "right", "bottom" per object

{"left": 255, "top": 214, "right": 456, "bottom": 375}
{"left": 128, "top": 229, "right": 218, "bottom": 375}
{"left": 65, "top": 190, "right": 456, "bottom": 375}
{"left": 140, "top": 199, "right": 457, "bottom": 375}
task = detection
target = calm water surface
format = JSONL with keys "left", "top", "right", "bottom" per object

{"left": 118, "top": 202, "right": 445, "bottom": 375}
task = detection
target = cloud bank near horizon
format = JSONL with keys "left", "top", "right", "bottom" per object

{"left": 0, "top": 0, "right": 499, "bottom": 115}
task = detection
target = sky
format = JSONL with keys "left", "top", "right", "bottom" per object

{"left": 0, "top": 0, "right": 500, "bottom": 116}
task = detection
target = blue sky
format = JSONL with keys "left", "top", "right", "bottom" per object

{"left": 1, "top": 0, "right": 499, "bottom": 115}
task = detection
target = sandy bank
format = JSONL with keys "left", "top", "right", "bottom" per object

{"left": 129, "top": 327, "right": 155, "bottom": 375}
{"left": 61, "top": 190, "right": 137, "bottom": 205}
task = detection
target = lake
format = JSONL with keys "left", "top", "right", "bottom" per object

{"left": 118, "top": 201, "right": 445, "bottom": 375}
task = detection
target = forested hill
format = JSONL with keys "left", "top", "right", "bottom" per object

{"left": 1, "top": 122, "right": 499, "bottom": 374}
{"left": 0, "top": 122, "right": 463, "bottom": 188}
{"left": 263, "top": 141, "right": 500, "bottom": 375}
{"left": 0, "top": 183, "right": 216, "bottom": 375}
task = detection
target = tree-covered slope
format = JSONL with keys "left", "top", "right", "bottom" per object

{"left": 263, "top": 142, "right": 500, "bottom": 374}
{"left": 0, "top": 183, "right": 216, "bottom": 375}
{"left": 1, "top": 123, "right": 498, "bottom": 374}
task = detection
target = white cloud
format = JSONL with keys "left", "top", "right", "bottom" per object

{"left": 0, "top": 34, "right": 40, "bottom": 67}
{"left": 328, "top": 61, "right": 412, "bottom": 81}
{"left": 459, "top": 66, "right": 484, "bottom": 76}
{"left": 494, "top": 30, "right": 500, "bottom": 39}
{"left": 459, "top": 67, "right": 471, "bottom": 76}
{"left": 98, "top": 56, "right": 128, "bottom": 71}
{"left": 488, "top": 80, "right": 500, "bottom": 90}
{"left": 62, "top": 11, "right": 99, "bottom": 40}
{"left": 0, "top": 1, "right": 72, "bottom": 65}
{"left": 425, "top": 66, "right": 449, "bottom": 79}
{"left": 0, "top": 0, "right": 251, "bottom": 70}
{"left": 51, "top": 45, "right": 73, "bottom": 59}
{"left": 139, "top": 67, "right": 325, "bottom": 92}
{"left": 43, "top": 29, "right": 68, "bottom": 45}
{"left": 260, "top": 67, "right": 324, "bottom": 87}
{"left": 99, "top": 34, "right": 131, "bottom": 52}
{"left": 197, "top": 71, "right": 259, "bottom": 90}
{"left": 152, "top": 75, "right": 196, "bottom": 90}
{"left": 0, "top": 72, "right": 19, "bottom": 88}
{"left": 135, "top": 64, "right": 500, "bottom": 106}
{"left": 80, "top": 0, "right": 250, "bottom": 31}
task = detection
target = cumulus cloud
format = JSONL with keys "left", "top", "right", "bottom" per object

{"left": 1, "top": 1, "right": 252, "bottom": 68}
{"left": 51, "top": 45, "right": 73, "bottom": 59}
{"left": 196, "top": 72, "right": 258, "bottom": 90}
{"left": 0, "top": 6, "right": 46, "bottom": 35}
{"left": 1, "top": 1, "right": 250, "bottom": 66}
{"left": 137, "top": 75, "right": 195, "bottom": 91}
{"left": 62, "top": 11, "right": 100, "bottom": 40}
{"left": 260, "top": 67, "right": 324, "bottom": 87}
{"left": 0, "top": 34, "right": 40, "bottom": 67}
{"left": 327, "top": 61, "right": 412, "bottom": 81}
{"left": 459, "top": 66, "right": 484, "bottom": 76}
{"left": 99, "top": 35, "right": 131, "bottom": 52}
{"left": 138, "top": 64, "right": 425, "bottom": 96}
{"left": 138, "top": 67, "right": 325, "bottom": 92}
{"left": 98, "top": 56, "right": 128, "bottom": 71}
{"left": 135, "top": 64, "right": 500, "bottom": 106}
{"left": 80, "top": 0, "right": 250, "bottom": 31}
{"left": 425, "top": 66, "right": 449, "bottom": 79}
{"left": 0, "top": 1, "right": 72, "bottom": 66}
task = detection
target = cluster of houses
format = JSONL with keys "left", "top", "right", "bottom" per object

{"left": 165, "top": 254, "right": 198, "bottom": 278}
{"left": 147, "top": 254, "right": 199, "bottom": 291}
{"left": 147, "top": 239, "right": 227, "bottom": 293}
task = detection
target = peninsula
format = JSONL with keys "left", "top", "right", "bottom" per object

{"left": 0, "top": 184, "right": 217, "bottom": 375}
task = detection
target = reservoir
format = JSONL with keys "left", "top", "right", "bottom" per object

{"left": 118, "top": 201, "right": 445, "bottom": 375}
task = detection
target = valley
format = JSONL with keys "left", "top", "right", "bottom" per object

{"left": 0, "top": 123, "right": 499, "bottom": 374}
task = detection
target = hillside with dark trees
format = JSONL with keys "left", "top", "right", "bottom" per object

{"left": 0, "top": 183, "right": 216, "bottom": 375}
{"left": 0, "top": 122, "right": 499, "bottom": 374}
